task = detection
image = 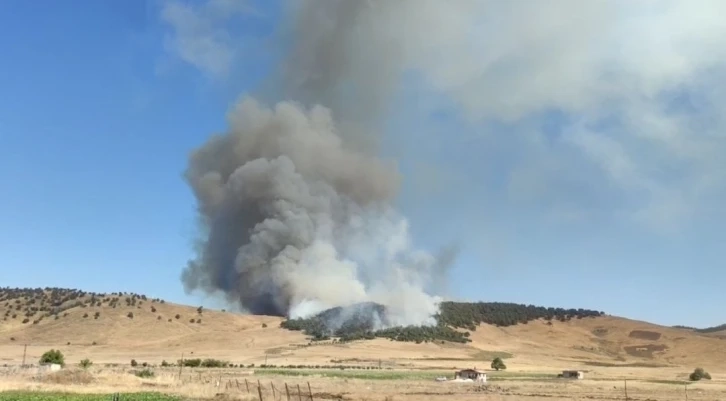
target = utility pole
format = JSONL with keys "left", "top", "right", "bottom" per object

{"left": 22, "top": 344, "right": 27, "bottom": 367}
{"left": 178, "top": 352, "right": 184, "bottom": 379}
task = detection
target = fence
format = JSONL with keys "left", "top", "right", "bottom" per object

{"left": 110, "top": 379, "right": 316, "bottom": 401}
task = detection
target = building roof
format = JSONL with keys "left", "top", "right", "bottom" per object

{"left": 457, "top": 368, "right": 485, "bottom": 374}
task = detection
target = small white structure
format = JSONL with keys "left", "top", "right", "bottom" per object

{"left": 455, "top": 369, "right": 487, "bottom": 383}
{"left": 38, "top": 363, "right": 62, "bottom": 373}
{"left": 560, "top": 370, "right": 584, "bottom": 379}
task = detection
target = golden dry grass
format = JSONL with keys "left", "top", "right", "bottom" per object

{"left": 2, "top": 290, "right": 726, "bottom": 400}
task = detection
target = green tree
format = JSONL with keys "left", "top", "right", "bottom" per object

{"left": 39, "top": 349, "right": 65, "bottom": 366}
{"left": 690, "top": 367, "right": 712, "bottom": 381}
{"left": 79, "top": 358, "right": 92, "bottom": 369}
{"left": 491, "top": 357, "right": 506, "bottom": 371}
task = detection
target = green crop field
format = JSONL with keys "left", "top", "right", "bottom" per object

{"left": 0, "top": 392, "right": 182, "bottom": 401}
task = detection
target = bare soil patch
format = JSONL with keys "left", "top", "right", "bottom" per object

{"left": 623, "top": 344, "right": 668, "bottom": 358}
{"left": 629, "top": 330, "right": 662, "bottom": 341}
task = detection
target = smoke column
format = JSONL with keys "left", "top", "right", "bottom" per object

{"left": 181, "top": 1, "right": 453, "bottom": 327}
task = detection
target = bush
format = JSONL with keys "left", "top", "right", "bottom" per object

{"left": 689, "top": 367, "right": 712, "bottom": 381}
{"left": 200, "top": 358, "right": 228, "bottom": 368}
{"left": 181, "top": 358, "right": 201, "bottom": 367}
{"left": 127, "top": 312, "right": 134, "bottom": 319}
{"left": 491, "top": 357, "right": 506, "bottom": 371}
{"left": 39, "top": 349, "right": 65, "bottom": 366}
{"left": 175, "top": 314, "right": 180, "bottom": 319}
{"left": 262, "top": 323, "right": 268, "bottom": 328}
{"left": 161, "top": 360, "right": 170, "bottom": 367}
{"left": 130, "top": 359, "right": 138, "bottom": 367}
{"left": 135, "top": 368, "right": 154, "bottom": 378}
{"left": 79, "top": 358, "right": 92, "bottom": 369}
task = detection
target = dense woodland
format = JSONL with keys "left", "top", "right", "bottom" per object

{"left": 281, "top": 301, "right": 605, "bottom": 344}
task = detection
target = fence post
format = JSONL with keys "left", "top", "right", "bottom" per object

{"left": 271, "top": 382, "right": 276, "bottom": 399}
{"left": 685, "top": 383, "right": 688, "bottom": 400}
{"left": 297, "top": 384, "right": 302, "bottom": 401}
{"left": 308, "top": 382, "right": 313, "bottom": 401}
{"left": 245, "top": 378, "right": 250, "bottom": 393}
{"left": 624, "top": 379, "right": 628, "bottom": 400}
{"left": 257, "top": 381, "right": 264, "bottom": 401}
{"left": 285, "top": 382, "right": 291, "bottom": 401}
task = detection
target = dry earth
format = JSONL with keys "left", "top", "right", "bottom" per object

{"left": 1, "top": 290, "right": 725, "bottom": 400}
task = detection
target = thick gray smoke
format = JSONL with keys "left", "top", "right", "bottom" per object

{"left": 179, "top": 0, "right": 460, "bottom": 327}
{"left": 182, "top": 97, "right": 445, "bottom": 325}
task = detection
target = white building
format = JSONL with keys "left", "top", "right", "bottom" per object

{"left": 455, "top": 369, "right": 487, "bottom": 382}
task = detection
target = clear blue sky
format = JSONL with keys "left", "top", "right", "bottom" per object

{"left": 1, "top": 1, "right": 723, "bottom": 328}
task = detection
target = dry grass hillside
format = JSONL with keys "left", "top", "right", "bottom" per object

{"left": 1, "top": 287, "right": 724, "bottom": 378}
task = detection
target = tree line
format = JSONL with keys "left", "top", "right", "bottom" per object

{"left": 281, "top": 301, "right": 605, "bottom": 343}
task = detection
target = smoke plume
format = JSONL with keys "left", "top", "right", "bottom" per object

{"left": 182, "top": 97, "right": 445, "bottom": 325}
{"left": 180, "top": 1, "right": 459, "bottom": 326}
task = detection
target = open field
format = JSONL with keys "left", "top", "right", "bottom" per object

{"left": 2, "top": 288, "right": 726, "bottom": 400}
{"left": 1, "top": 366, "right": 726, "bottom": 401}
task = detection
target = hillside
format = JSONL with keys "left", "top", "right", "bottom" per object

{"left": 1, "top": 287, "right": 725, "bottom": 375}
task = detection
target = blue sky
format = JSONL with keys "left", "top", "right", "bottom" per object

{"left": 1, "top": 0, "right": 724, "bottom": 328}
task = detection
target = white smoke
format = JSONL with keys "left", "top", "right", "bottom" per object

{"left": 182, "top": 98, "right": 445, "bottom": 325}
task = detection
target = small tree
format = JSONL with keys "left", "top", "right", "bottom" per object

{"left": 197, "top": 306, "right": 203, "bottom": 314}
{"left": 690, "top": 367, "right": 712, "bottom": 381}
{"left": 131, "top": 359, "right": 138, "bottom": 367}
{"left": 491, "top": 357, "right": 507, "bottom": 371}
{"left": 79, "top": 358, "right": 92, "bottom": 369}
{"left": 39, "top": 349, "right": 65, "bottom": 366}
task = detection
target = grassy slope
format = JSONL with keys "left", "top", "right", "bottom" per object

{"left": 1, "top": 288, "right": 725, "bottom": 373}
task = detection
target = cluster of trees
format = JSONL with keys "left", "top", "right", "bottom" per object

{"left": 674, "top": 323, "right": 726, "bottom": 334}
{"left": 281, "top": 301, "right": 605, "bottom": 344}
{"left": 436, "top": 302, "right": 605, "bottom": 330}
{"left": 0, "top": 287, "right": 183, "bottom": 326}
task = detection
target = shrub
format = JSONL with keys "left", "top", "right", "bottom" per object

{"left": 151, "top": 306, "right": 156, "bottom": 313}
{"left": 157, "top": 316, "right": 162, "bottom": 320}
{"left": 9, "top": 337, "right": 15, "bottom": 341}
{"left": 175, "top": 314, "right": 180, "bottom": 319}
{"left": 181, "top": 358, "right": 201, "bottom": 367}
{"left": 79, "top": 358, "right": 92, "bottom": 369}
{"left": 21, "top": 318, "right": 29, "bottom": 324}
{"left": 40, "top": 349, "right": 65, "bottom": 366}
{"left": 196, "top": 318, "right": 201, "bottom": 324}
{"left": 161, "top": 360, "right": 170, "bottom": 367}
{"left": 491, "top": 357, "right": 507, "bottom": 371}
{"left": 83, "top": 313, "right": 88, "bottom": 318}
{"left": 200, "top": 358, "right": 228, "bottom": 368}
{"left": 127, "top": 312, "right": 134, "bottom": 319}
{"left": 130, "top": 359, "right": 138, "bottom": 367}
{"left": 262, "top": 323, "right": 268, "bottom": 328}
{"left": 135, "top": 368, "right": 154, "bottom": 378}
{"left": 197, "top": 306, "right": 203, "bottom": 314}
{"left": 690, "top": 367, "right": 712, "bottom": 381}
